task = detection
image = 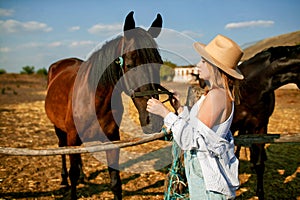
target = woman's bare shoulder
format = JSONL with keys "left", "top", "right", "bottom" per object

{"left": 198, "top": 88, "right": 227, "bottom": 127}
{"left": 205, "top": 88, "right": 226, "bottom": 101}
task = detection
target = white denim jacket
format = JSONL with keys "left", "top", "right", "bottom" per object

{"left": 164, "top": 95, "right": 239, "bottom": 199}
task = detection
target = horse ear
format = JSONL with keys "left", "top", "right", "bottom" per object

{"left": 123, "top": 11, "right": 135, "bottom": 32}
{"left": 148, "top": 14, "right": 162, "bottom": 38}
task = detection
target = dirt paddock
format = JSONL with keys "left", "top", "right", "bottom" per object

{"left": 0, "top": 74, "right": 299, "bottom": 199}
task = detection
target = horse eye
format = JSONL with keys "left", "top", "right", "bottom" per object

{"left": 127, "top": 65, "right": 137, "bottom": 71}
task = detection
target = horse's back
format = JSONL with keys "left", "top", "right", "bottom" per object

{"left": 45, "top": 58, "right": 83, "bottom": 131}
{"left": 47, "top": 58, "right": 83, "bottom": 86}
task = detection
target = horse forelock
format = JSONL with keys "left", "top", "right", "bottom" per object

{"left": 82, "top": 28, "right": 162, "bottom": 91}
{"left": 127, "top": 28, "right": 163, "bottom": 83}
{"left": 124, "top": 28, "right": 162, "bottom": 65}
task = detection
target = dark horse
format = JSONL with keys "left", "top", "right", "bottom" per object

{"left": 45, "top": 11, "right": 164, "bottom": 199}
{"left": 231, "top": 45, "right": 300, "bottom": 199}
{"left": 182, "top": 45, "right": 300, "bottom": 199}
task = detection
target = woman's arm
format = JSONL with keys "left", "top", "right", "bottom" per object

{"left": 163, "top": 107, "right": 195, "bottom": 150}
{"left": 147, "top": 97, "right": 194, "bottom": 150}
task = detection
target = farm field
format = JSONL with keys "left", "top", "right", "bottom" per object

{"left": 0, "top": 74, "right": 299, "bottom": 200}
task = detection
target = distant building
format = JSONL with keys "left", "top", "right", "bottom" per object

{"left": 173, "top": 66, "right": 198, "bottom": 83}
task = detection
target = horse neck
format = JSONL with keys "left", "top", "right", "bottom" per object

{"left": 242, "top": 57, "right": 300, "bottom": 96}
{"left": 265, "top": 58, "right": 300, "bottom": 91}
{"left": 264, "top": 45, "right": 300, "bottom": 91}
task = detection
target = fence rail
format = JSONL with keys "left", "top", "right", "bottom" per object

{"left": 0, "top": 131, "right": 165, "bottom": 156}
{"left": 0, "top": 132, "right": 299, "bottom": 156}
{"left": 234, "top": 133, "right": 300, "bottom": 146}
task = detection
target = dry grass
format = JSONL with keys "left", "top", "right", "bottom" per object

{"left": 0, "top": 74, "right": 299, "bottom": 199}
{"left": 242, "top": 30, "right": 300, "bottom": 61}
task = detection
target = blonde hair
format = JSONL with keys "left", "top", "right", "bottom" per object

{"left": 206, "top": 62, "right": 241, "bottom": 104}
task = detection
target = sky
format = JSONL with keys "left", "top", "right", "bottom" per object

{"left": 0, "top": 0, "right": 299, "bottom": 73}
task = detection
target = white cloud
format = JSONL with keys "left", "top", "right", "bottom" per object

{"left": 69, "top": 26, "right": 80, "bottom": 32}
{"left": 225, "top": 20, "right": 274, "bottom": 29}
{"left": 0, "top": 19, "right": 53, "bottom": 34}
{"left": 69, "top": 40, "right": 95, "bottom": 48}
{"left": 88, "top": 23, "right": 122, "bottom": 35}
{"left": 181, "top": 30, "right": 204, "bottom": 40}
{"left": 12, "top": 40, "right": 94, "bottom": 51}
{"left": 0, "top": 47, "right": 11, "bottom": 53}
{"left": 48, "top": 41, "right": 63, "bottom": 47}
{"left": 15, "top": 40, "right": 91, "bottom": 50}
{"left": 18, "top": 42, "right": 43, "bottom": 49}
{"left": 0, "top": 8, "right": 14, "bottom": 16}
{"left": 17, "top": 41, "right": 59, "bottom": 50}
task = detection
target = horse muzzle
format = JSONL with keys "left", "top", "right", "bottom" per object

{"left": 142, "top": 113, "right": 163, "bottom": 134}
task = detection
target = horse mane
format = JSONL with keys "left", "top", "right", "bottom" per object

{"left": 82, "top": 27, "right": 162, "bottom": 89}
{"left": 83, "top": 36, "right": 122, "bottom": 89}
{"left": 264, "top": 45, "right": 300, "bottom": 63}
{"left": 238, "top": 45, "right": 300, "bottom": 93}
{"left": 239, "top": 45, "right": 300, "bottom": 76}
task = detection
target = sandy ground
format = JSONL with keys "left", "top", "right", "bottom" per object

{"left": 0, "top": 74, "right": 299, "bottom": 199}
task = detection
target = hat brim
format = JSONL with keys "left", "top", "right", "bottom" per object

{"left": 193, "top": 42, "right": 244, "bottom": 80}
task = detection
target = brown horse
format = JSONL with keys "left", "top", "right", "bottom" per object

{"left": 45, "top": 11, "right": 164, "bottom": 199}
{"left": 231, "top": 45, "right": 300, "bottom": 199}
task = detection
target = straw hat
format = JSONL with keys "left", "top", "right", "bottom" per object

{"left": 193, "top": 34, "right": 244, "bottom": 79}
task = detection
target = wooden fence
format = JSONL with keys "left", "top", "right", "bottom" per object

{"left": 1, "top": 84, "right": 299, "bottom": 156}
{"left": 0, "top": 131, "right": 299, "bottom": 156}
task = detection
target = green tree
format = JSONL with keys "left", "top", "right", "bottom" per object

{"left": 163, "top": 60, "right": 177, "bottom": 69}
{"left": 0, "top": 69, "right": 6, "bottom": 74}
{"left": 20, "top": 66, "right": 35, "bottom": 74}
{"left": 160, "top": 60, "right": 177, "bottom": 81}
{"left": 36, "top": 68, "right": 48, "bottom": 76}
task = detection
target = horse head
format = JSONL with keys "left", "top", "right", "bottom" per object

{"left": 71, "top": 11, "right": 164, "bottom": 142}
{"left": 267, "top": 45, "right": 300, "bottom": 89}
{"left": 118, "top": 11, "right": 164, "bottom": 134}
{"left": 238, "top": 45, "right": 300, "bottom": 95}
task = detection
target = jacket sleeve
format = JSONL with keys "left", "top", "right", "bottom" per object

{"left": 164, "top": 107, "right": 232, "bottom": 159}
{"left": 164, "top": 106, "right": 211, "bottom": 150}
{"left": 163, "top": 106, "right": 195, "bottom": 150}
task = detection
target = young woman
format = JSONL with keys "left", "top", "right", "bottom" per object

{"left": 147, "top": 34, "right": 244, "bottom": 199}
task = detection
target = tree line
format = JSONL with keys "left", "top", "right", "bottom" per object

{"left": 0, "top": 66, "right": 48, "bottom": 75}
{"left": 0, "top": 60, "right": 191, "bottom": 82}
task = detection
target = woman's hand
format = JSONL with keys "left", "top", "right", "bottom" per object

{"left": 147, "top": 98, "right": 171, "bottom": 118}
